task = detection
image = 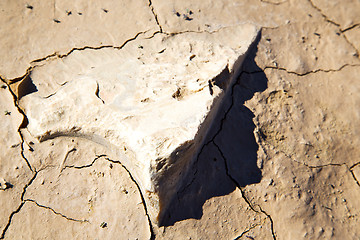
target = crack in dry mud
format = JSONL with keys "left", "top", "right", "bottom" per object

{"left": 3, "top": 69, "right": 254, "bottom": 239}
{"left": 1, "top": 154, "right": 155, "bottom": 239}
{"left": 0, "top": 163, "right": 78, "bottom": 239}
{"left": 62, "top": 154, "right": 106, "bottom": 170}
{"left": 3, "top": 30, "right": 150, "bottom": 86}
{"left": 4, "top": 24, "right": 253, "bottom": 90}
{"left": 259, "top": 137, "right": 360, "bottom": 190}
{"left": 178, "top": 69, "right": 264, "bottom": 196}
{"left": 30, "top": 31, "right": 148, "bottom": 66}
{"left": 143, "top": 27, "right": 238, "bottom": 40}
{"left": 213, "top": 142, "right": 277, "bottom": 240}
{"left": 264, "top": 63, "right": 360, "bottom": 76}
{"left": 104, "top": 157, "right": 155, "bottom": 240}
{"left": 0, "top": 202, "right": 25, "bottom": 239}
{"left": 0, "top": 78, "right": 33, "bottom": 172}
{"left": 1, "top": 17, "right": 357, "bottom": 238}
{"left": 349, "top": 171, "right": 360, "bottom": 188}
{"left": 258, "top": 136, "right": 346, "bottom": 169}
{"left": 0, "top": 199, "right": 87, "bottom": 239}
{"left": 25, "top": 199, "right": 88, "bottom": 222}
{"left": 233, "top": 222, "right": 261, "bottom": 240}
{"left": 0, "top": 27, "right": 265, "bottom": 224}
{"left": 166, "top": 63, "right": 277, "bottom": 236}
{"left": 263, "top": 140, "right": 349, "bottom": 169}
{"left": 2, "top": 24, "right": 256, "bottom": 85}
{"left": 342, "top": 34, "right": 360, "bottom": 58}
{"left": 165, "top": 25, "right": 259, "bottom": 36}
{"left": 306, "top": 0, "right": 360, "bottom": 58}
{"left": 48, "top": 154, "right": 154, "bottom": 239}
{"left": 350, "top": 162, "right": 360, "bottom": 170}
{"left": 307, "top": 0, "right": 340, "bottom": 27}
{"left": 341, "top": 23, "right": 360, "bottom": 33}
{"left": 148, "top": 0, "right": 163, "bottom": 33}
{"left": 349, "top": 163, "right": 360, "bottom": 188}
{"left": 0, "top": 170, "right": 38, "bottom": 239}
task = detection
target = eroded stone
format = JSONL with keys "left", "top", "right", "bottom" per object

{"left": 19, "top": 24, "right": 259, "bottom": 224}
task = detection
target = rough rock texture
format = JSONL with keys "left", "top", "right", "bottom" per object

{"left": 18, "top": 24, "right": 259, "bottom": 224}
{"left": 1, "top": 0, "right": 360, "bottom": 239}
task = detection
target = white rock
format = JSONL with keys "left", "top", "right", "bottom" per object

{"left": 20, "top": 24, "right": 259, "bottom": 224}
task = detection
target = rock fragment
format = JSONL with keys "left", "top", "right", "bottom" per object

{"left": 20, "top": 24, "right": 259, "bottom": 224}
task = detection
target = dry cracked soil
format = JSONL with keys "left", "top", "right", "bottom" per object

{"left": 1, "top": 0, "right": 360, "bottom": 239}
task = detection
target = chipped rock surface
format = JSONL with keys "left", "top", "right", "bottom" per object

{"left": 1, "top": 0, "right": 360, "bottom": 239}
{"left": 19, "top": 24, "right": 259, "bottom": 224}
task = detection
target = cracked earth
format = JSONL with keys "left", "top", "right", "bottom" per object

{"left": 1, "top": 0, "right": 360, "bottom": 239}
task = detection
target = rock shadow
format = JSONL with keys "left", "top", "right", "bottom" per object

{"left": 161, "top": 32, "right": 268, "bottom": 226}
{"left": 17, "top": 75, "right": 38, "bottom": 100}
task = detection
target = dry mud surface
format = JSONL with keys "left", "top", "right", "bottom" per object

{"left": 1, "top": 0, "right": 360, "bottom": 239}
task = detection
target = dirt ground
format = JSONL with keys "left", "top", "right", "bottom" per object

{"left": 1, "top": 0, "right": 359, "bottom": 239}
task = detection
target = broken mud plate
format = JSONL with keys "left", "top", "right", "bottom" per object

{"left": 19, "top": 24, "right": 259, "bottom": 225}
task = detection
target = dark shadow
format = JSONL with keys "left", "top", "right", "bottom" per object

{"left": 18, "top": 75, "right": 38, "bottom": 100}
{"left": 2, "top": 181, "right": 13, "bottom": 190}
{"left": 161, "top": 31, "right": 268, "bottom": 226}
